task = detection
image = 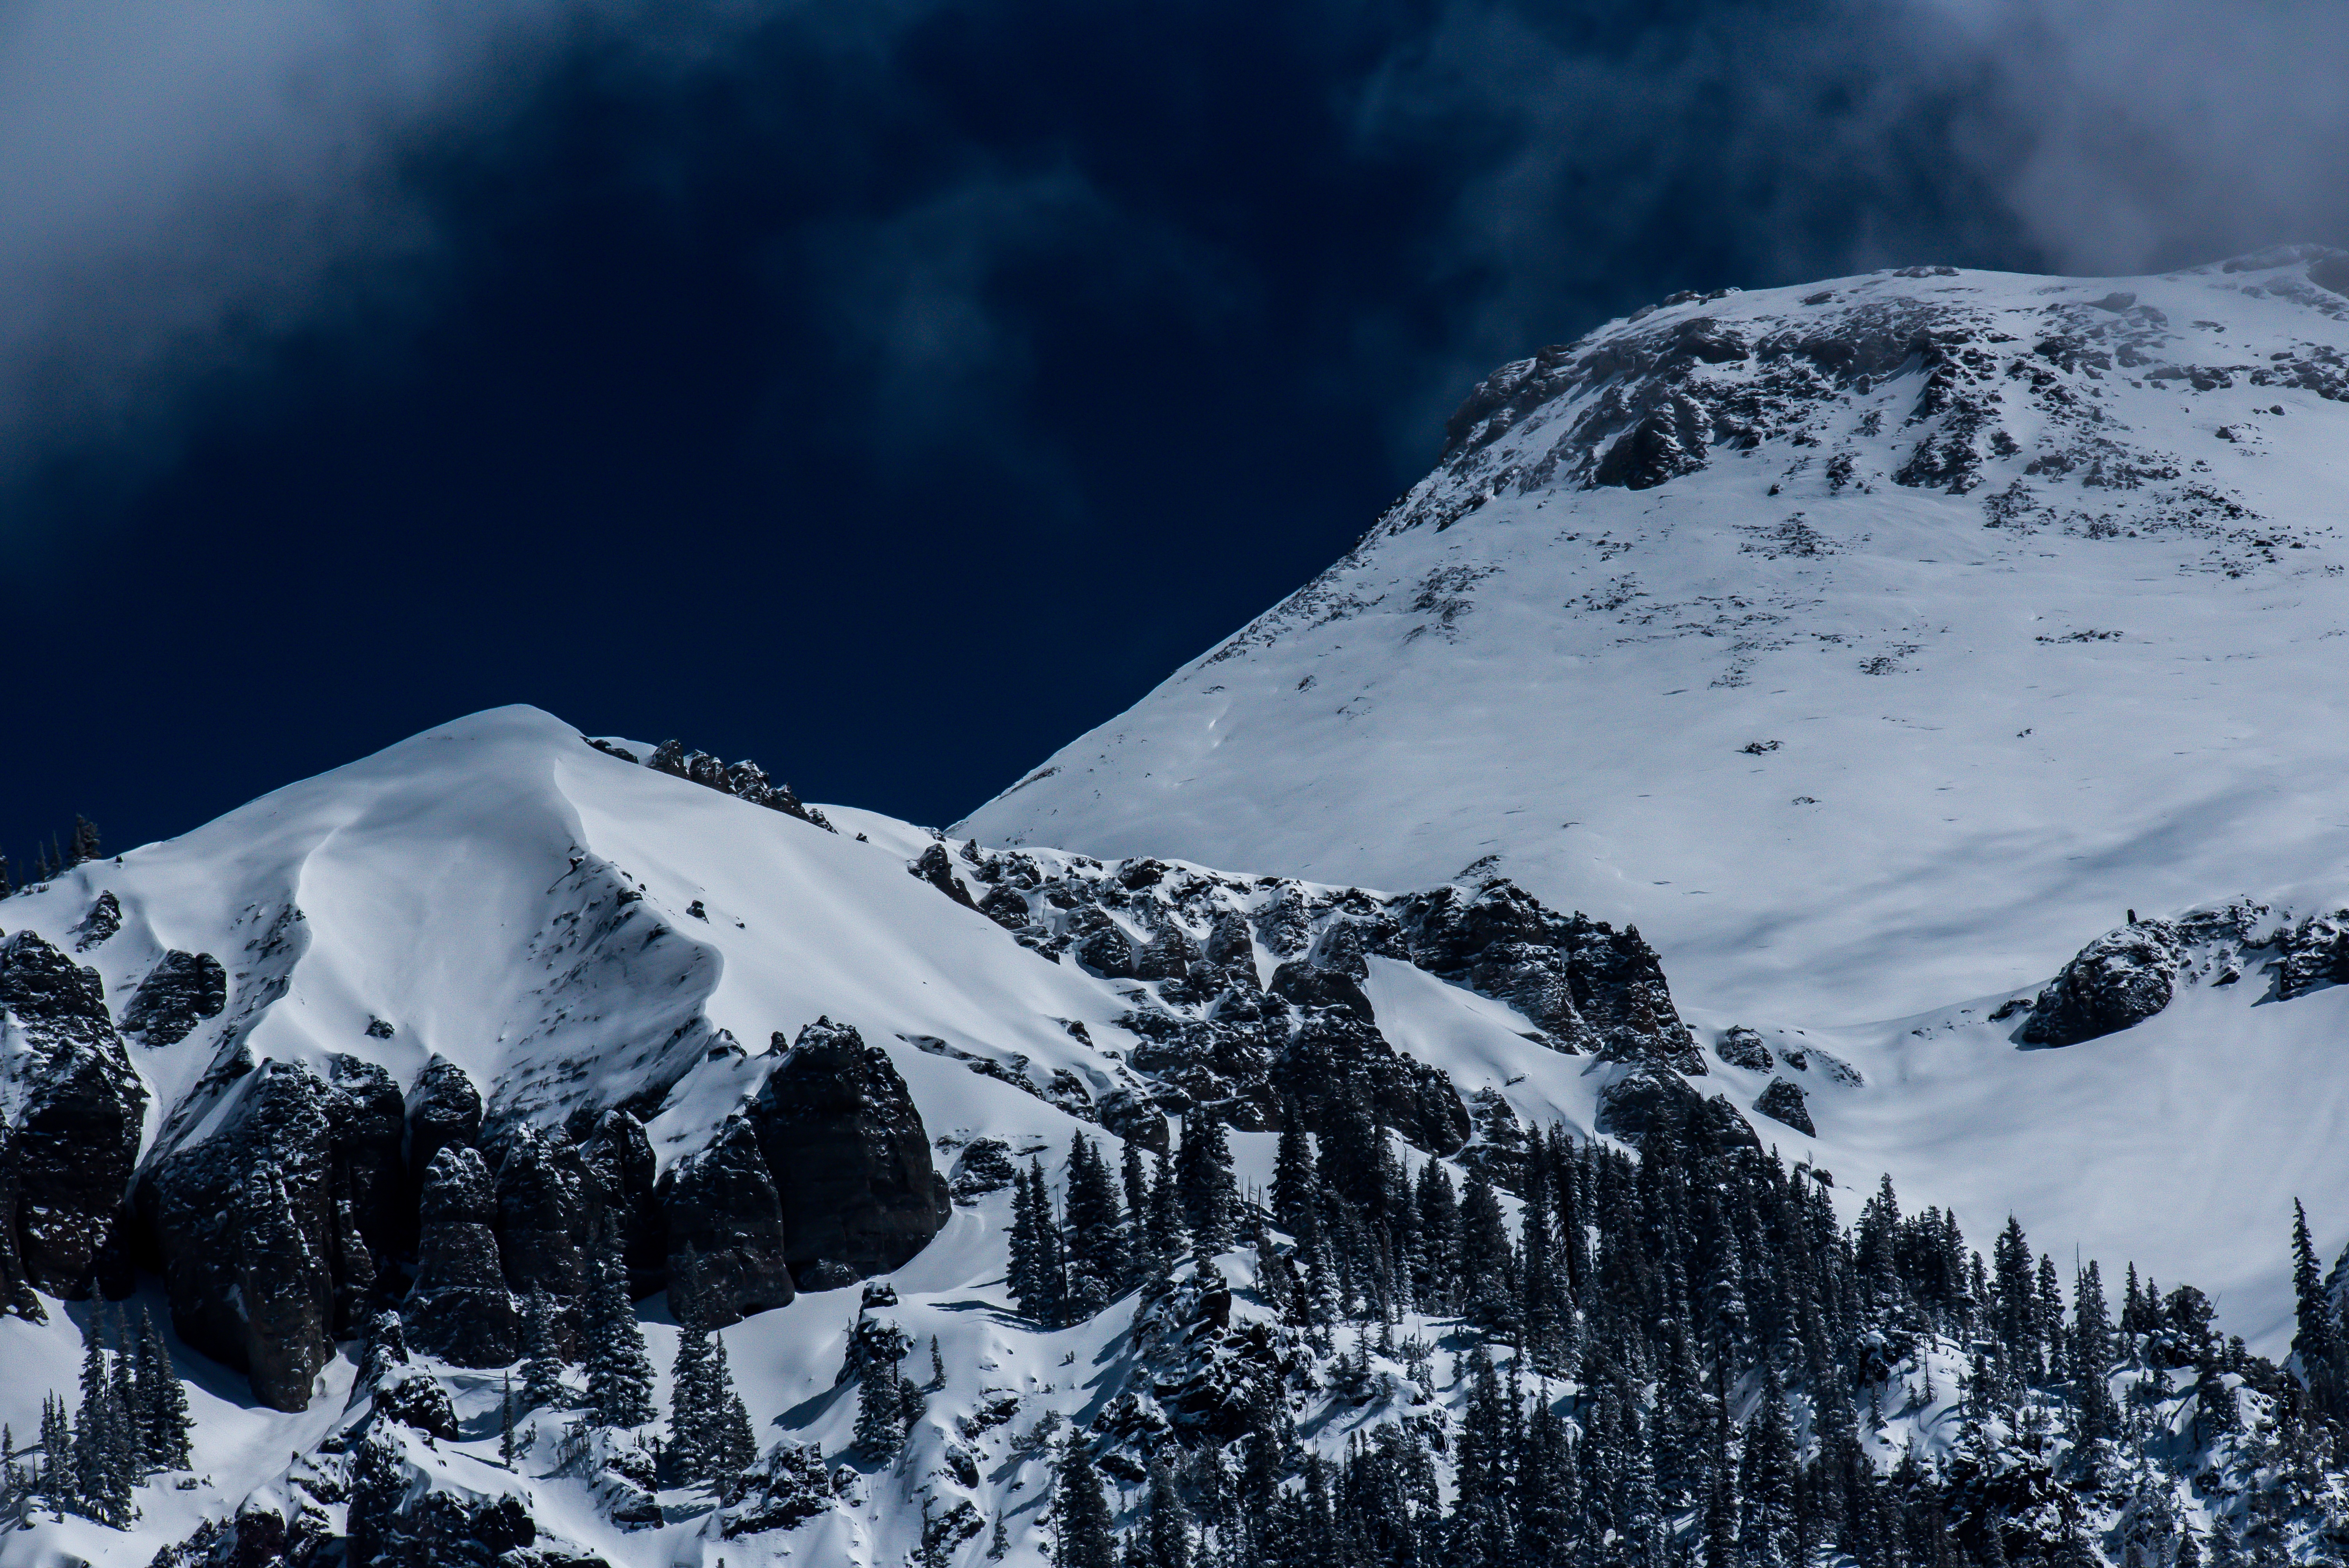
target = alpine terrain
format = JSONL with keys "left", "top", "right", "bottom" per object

{"left": 5, "top": 247, "right": 2349, "bottom": 1568}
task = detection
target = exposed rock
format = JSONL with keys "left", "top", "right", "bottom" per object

{"left": 1394, "top": 880, "right": 1701, "bottom": 1069}
{"left": 1070, "top": 918, "right": 1137, "bottom": 979}
{"left": 748, "top": 1019, "right": 951, "bottom": 1284}
{"left": 1273, "top": 1010, "right": 1468, "bottom": 1157}
{"left": 977, "top": 883, "right": 1034, "bottom": 931}
{"left": 493, "top": 1125, "right": 594, "bottom": 1340}
{"left": 949, "top": 1137, "right": 1019, "bottom": 1201}
{"left": 2279, "top": 911, "right": 2349, "bottom": 998}
{"left": 71, "top": 891, "right": 122, "bottom": 951}
{"left": 323, "top": 1055, "right": 407, "bottom": 1271}
{"left": 405, "top": 1057, "right": 483, "bottom": 1230}
{"left": 909, "top": 843, "right": 980, "bottom": 911}
{"left": 576, "top": 1108, "right": 665, "bottom": 1297}
{"left": 1134, "top": 922, "right": 1200, "bottom": 982}
{"left": 1754, "top": 1078, "right": 1815, "bottom": 1136}
{"left": 139, "top": 1059, "right": 339, "bottom": 1410}
{"left": 1267, "top": 959, "right": 1375, "bottom": 1023}
{"left": 1203, "top": 911, "right": 1258, "bottom": 981}
{"left": 1095, "top": 1086, "right": 1169, "bottom": 1155}
{"left": 1715, "top": 1026, "right": 1773, "bottom": 1071}
{"left": 1595, "top": 1066, "right": 1759, "bottom": 1154}
{"left": 2019, "top": 919, "right": 2183, "bottom": 1046}
{"left": 121, "top": 950, "right": 228, "bottom": 1046}
{"left": 405, "top": 1145, "right": 519, "bottom": 1367}
{"left": 0, "top": 929, "right": 146, "bottom": 1299}
{"left": 658, "top": 1115, "right": 795, "bottom": 1329}
{"left": 722, "top": 1443, "right": 839, "bottom": 1537}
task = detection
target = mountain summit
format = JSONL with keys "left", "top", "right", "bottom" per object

{"left": 964, "top": 246, "right": 2349, "bottom": 1022}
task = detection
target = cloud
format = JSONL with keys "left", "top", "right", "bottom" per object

{"left": 0, "top": 0, "right": 790, "bottom": 513}
{"left": 1342, "top": 0, "right": 2349, "bottom": 436}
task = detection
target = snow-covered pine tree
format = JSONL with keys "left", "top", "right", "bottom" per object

{"left": 1064, "top": 1135, "right": 1126, "bottom": 1318}
{"left": 519, "top": 1287, "right": 568, "bottom": 1411}
{"left": 500, "top": 1374, "right": 517, "bottom": 1465}
{"left": 853, "top": 1355, "right": 905, "bottom": 1463}
{"left": 2292, "top": 1200, "right": 2339, "bottom": 1417}
{"left": 1457, "top": 1169, "right": 1516, "bottom": 1337}
{"left": 711, "top": 1334, "right": 757, "bottom": 1491}
{"left": 583, "top": 1256, "right": 656, "bottom": 1429}
{"left": 668, "top": 1328, "right": 716, "bottom": 1483}
{"left": 134, "top": 1309, "right": 190, "bottom": 1472}
{"left": 1175, "top": 1113, "right": 1235, "bottom": 1256}
{"left": 67, "top": 816, "right": 100, "bottom": 867}
{"left": 1053, "top": 1431, "right": 1117, "bottom": 1568}
{"left": 1145, "top": 1147, "right": 1184, "bottom": 1274}
{"left": 36, "top": 1393, "right": 71, "bottom": 1517}
{"left": 1122, "top": 1141, "right": 1157, "bottom": 1290}
{"left": 1140, "top": 1454, "right": 1192, "bottom": 1568}
{"left": 1008, "top": 1158, "right": 1066, "bottom": 1325}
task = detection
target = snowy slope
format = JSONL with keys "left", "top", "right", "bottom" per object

{"left": 961, "top": 246, "right": 2349, "bottom": 1027}
{"left": 0, "top": 705, "right": 1670, "bottom": 1568}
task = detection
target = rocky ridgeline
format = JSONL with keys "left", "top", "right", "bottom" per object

{"left": 1373, "top": 245, "right": 2348, "bottom": 550}
{"left": 1, "top": 900, "right": 951, "bottom": 1411}
{"left": 2010, "top": 896, "right": 2349, "bottom": 1047}
{"left": 587, "top": 736, "right": 836, "bottom": 832}
{"left": 906, "top": 837, "right": 1743, "bottom": 1168}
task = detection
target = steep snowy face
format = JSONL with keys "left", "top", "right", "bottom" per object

{"left": 962, "top": 246, "right": 2349, "bottom": 1022}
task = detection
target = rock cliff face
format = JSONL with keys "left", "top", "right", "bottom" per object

{"left": 2019, "top": 921, "right": 2184, "bottom": 1047}
{"left": 659, "top": 1115, "right": 796, "bottom": 1329}
{"left": 748, "top": 1019, "right": 952, "bottom": 1286}
{"left": 0, "top": 928, "right": 147, "bottom": 1305}
{"left": 139, "top": 1059, "right": 359, "bottom": 1411}
{"left": 405, "top": 1145, "right": 519, "bottom": 1368}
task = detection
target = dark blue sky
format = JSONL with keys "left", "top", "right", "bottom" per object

{"left": 4, "top": 0, "right": 2344, "bottom": 870}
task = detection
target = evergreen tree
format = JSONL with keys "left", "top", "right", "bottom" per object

{"left": 1142, "top": 1454, "right": 1193, "bottom": 1568}
{"left": 135, "top": 1310, "right": 190, "bottom": 1471}
{"left": 1123, "top": 1141, "right": 1160, "bottom": 1288}
{"left": 1065, "top": 1135, "right": 1127, "bottom": 1317}
{"left": 1146, "top": 1148, "right": 1185, "bottom": 1274}
{"left": 854, "top": 1355, "right": 906, "bottom": 1462}
{"left": 519, "top": 1287, "right": 568, "bottom": 1411}
{"left": 2292, "top": 1200, "right": 2338, "bottom": 1415}
{"left": 1054, "top": 1432, "right": 1119, "bottom": 1568}
{"left": 500, "top": 1374, "right": 517, "bottom": 1465}
{"left": 1458, "top": 1170, "right": 1517, "bottom": 1336}
{"left": 1011, "top": 1158, "right": 1067, "bottom": 1325}
{"left": 66, "top": 817, "right": 100, "bottom": 866}
{"left": 583, "top": 1257, "right": 656, "bottom": 1428}
{"left": 668, "top": 1328, "right": 716, "bottom": 1483}
{"left": 1176, "top": 1114, "right": 1237, "bottom": 1255}
{"left": 710, "top": 1334, "right": 757, "bottom": 1491}
{"left": 37, "top": 1393, "right": 71, "bottom": 1516}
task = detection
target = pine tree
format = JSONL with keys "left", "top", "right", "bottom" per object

{"left": 1065, "top": 1135, "right": 1127, "bottom": 1317}
{"left": 1010, "top": 1158, "right": 1066, "bottom": 1325}
{"left": 1142, "top": 1454, "right": 1193, "bottom": 1568}
{"left": 711, "top": 1334, "right": 757, "bottom": 1494}
{"left": 854, "top": 1355, "right": 906, "bottom": 1462}
{"left": 668, "top": 1328, "right": 716, "bottom": 1483}
{"left": 520, "top": 1287, "right": 568, "bottom": 1411}
{"left": 583, "top": 1257, "right": 656, "bottom": 1428}
{"left": 37, "top": 1393, "right": 71, "bottom": 1516}
{"left": 1055, "top": 1432, "right": 1119, "bottom": 1568}
{"left": 1458, "top": 1171, "right": 1517, "bottom": 1336}
{"left": 135, "top": 1310, "right": 189, "bottom": 1471}
{"left": 2292, "top": 1200, "right": 2338, "bottom": 1416}
{"left": 500, "top": 1374, "right": 517, "bottom": 1465}
{"left": 1123, "top": 1141, "right": 1160, "bottom": 1288}
{"left": 1146, "top": 1148, "right": 1185, "bottom": 1272}
{"left": 1176, "top": 1113, "right": 1237, "bottom": 1256}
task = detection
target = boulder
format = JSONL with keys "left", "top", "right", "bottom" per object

{"left": 120, "top": 951, "right": 228, "bottom": 1046}
{"left": 2279, "top": 911, "right": 2349, "bottom": 999}
{"left": 659, "top": 1115, "right": 795, "bottom": 1329}
{"left": 2019, "top": 920, "right": 2182, "bottom": 1046}
{"left": 1595, "top": 1066, "right": 1759, "bottom": 1155}
{"left": 908, "top": 843, "right": 979, "bottom": 911}
{"left": 1715, "top": 1026, "right": 1773, "bottom": 1071}
{"left": 1070, "top": 919, "right": 1137, "bottom": 979}
{"left": 1754, "top": 1078, "right": 1815, "bottom": 1136}
{"left": 748, "top": 1019, "right": 951, "bottom": 1284}
{"left": 0, "top": 929, "right": 147, "bottom": 1299}
{"left": 405, "top": 1146, "right": 519, "bottom": 1367}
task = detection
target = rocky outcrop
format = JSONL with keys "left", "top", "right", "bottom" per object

{"left": 658, "top": 1115, "right": 795, "bottom": 1329}
{"left": 576, "top": 1108, "right": 665, "bottom": 1297}
{"left": 405, "top": 1057, "right": 482, "bottom": 1212}
{"left": 1394, "top": 879, "right": 1702, "bottom": 1069}
{"left": 1595, "top": 1066, "right": 1759, "bottom": 1154}
{"left": 493, "top": 1125, "right": 594, "bottom": 1343}
{"left": 323, "top": 1056, "right": 407, "bottom": 1279}
{"left": 405, "top": 1145, "right": 519, "bottom": 1367}
{"left": 120, "top": 950, "right": 228, "bottom": 1046}
{"left": 1716, "top": 1026, "right": 1773, "bottom": 1071}
{"left": 2019, "top": 920, "right": 2183, "bottom": 1046}
{"left": 1753, "top": 1078, "right": 1814, "bottom": 1136}
{"left": 139, "top": 1060, "right": 340, "bottom": 1410}
{"left": 747, "top": 1019, "right": 951, "bottom": 1285}
{"left": 2278, "top": 911, "right": 2349, "bottom": 998}
{"left": 909, "top": 843, "right": 980, "bottom": 911}
{"left": 639, "top": 737, "right": 836, "bottom": 832}
{"left": 1274, "top": 1010, "right": 1467, "bottom": 1157}
{"left": 1, "top": 928, "right": 147, "bottom": 1301}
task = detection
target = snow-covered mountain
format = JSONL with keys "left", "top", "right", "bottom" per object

{"left": 964, "top": 244, "right": 2349, "bottom": 1025}
{"left": 11, "top": 244, "right": 2349, "bottom": 1568}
